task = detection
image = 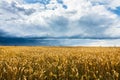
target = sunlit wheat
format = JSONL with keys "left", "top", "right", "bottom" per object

{"left": 0, "top": 46, "right": 120, "bottom": 80}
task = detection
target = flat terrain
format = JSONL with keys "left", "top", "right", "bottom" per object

{"left": 0, "top": 46, "right": 120, "bottom": 80}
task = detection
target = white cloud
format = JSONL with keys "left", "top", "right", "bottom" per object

{"left": 107, "top": 0, "right": 120, "bottom": 9}
{"left": 89, "top": 0, "right": 120, "bottom": 9}
{"left": 105, "top": 21, "right": 120, "bottom": 37}
{"left": 87, "top": 39, "right": 120, "bottom": 46}
{"left": 56, "top": 39, "right": 120, "bottom": 46}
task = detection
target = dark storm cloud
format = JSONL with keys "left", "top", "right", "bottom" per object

{"left": 0, "top": 37, "right": 62, "bottom": 46}
{"left": 0, "top": 30, "right": 10, "bottom": 37}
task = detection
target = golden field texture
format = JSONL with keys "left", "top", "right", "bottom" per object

{"left": 0, "top": 46, "right": 120, "bottom": 80}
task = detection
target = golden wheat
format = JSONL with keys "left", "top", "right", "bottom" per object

{"left": 0, "top": 46, "right": 120, "bottom": 80}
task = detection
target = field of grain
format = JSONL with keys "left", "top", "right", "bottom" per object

{"left": 0, "top": 46, "right": 120, "bottom": 80}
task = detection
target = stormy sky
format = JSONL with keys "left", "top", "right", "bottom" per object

{"left": 0, "top": 0, "right": 120, "bottom": 46}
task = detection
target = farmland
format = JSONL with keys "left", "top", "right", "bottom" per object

{"left": 0, "top": 46, "right": 120, "bottom": 80}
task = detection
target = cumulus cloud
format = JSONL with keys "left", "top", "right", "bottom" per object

{"left": 0, "top": 0, "right": 120, "bottom": 46}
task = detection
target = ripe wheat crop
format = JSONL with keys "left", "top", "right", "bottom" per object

{"left": 0, "top": 46, "right": 120, "bottom": 80}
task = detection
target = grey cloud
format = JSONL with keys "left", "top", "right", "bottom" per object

{"left": 46, "top": 16, "right": 69, "bottom": 36}
{"left": 76, "top": 14, "right": 113, "bottom": 37}
{"left": 11, "top": 2, "right": 36, "bottom": 15}
{"left": 1, "top": 1, "right": 36, "bottom": 16}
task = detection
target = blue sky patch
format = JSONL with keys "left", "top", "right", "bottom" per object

{"left": 110, "top": 7, "right": 120, "bottom": 16}
{"left": 25, "top": 0, "right": 51, "bottom": 5}
{"left": 57, "top": 0, "right": 63, "bottom": 4}
{"left": 62, "top": 5, "right": 67, "bottom": 9}
{"left": 24, "top": 0, "right": 37, "bottom": 3}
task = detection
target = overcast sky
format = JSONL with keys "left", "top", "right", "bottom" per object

{"left": 0, "top": 0, "right": 120, "bottom": 46}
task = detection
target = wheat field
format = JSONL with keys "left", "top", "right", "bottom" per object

{"left": 0, "top": 46, "right": 120, "bottom": 80}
